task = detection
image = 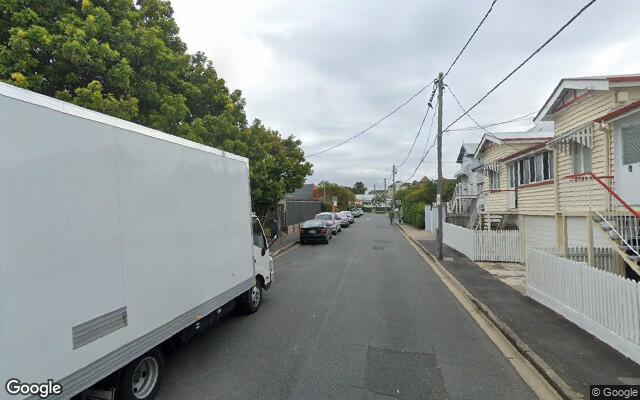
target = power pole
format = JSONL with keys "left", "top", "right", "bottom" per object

{"left": 373, "top": 184, "right": 376, "bottom": 208}
{"left": 384, "top": 178, "right": 387, "bottom": 208}
{"left": 436, "top": 72, "right": 444, "bottom": 260}
{"left": 392, "top": 165, "right": 397, "bottom": 212}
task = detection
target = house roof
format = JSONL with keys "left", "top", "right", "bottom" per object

{"left": 456, "top": 143, "right": 479, "bottom": 163}
{"left": 473, "top": 123, "right": 554, "bottom": 158}
{"left": 534, "top": 73, "right": 640, "bottom": 122}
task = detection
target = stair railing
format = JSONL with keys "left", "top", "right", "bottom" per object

{"left": 566, "top": 173, "right": 640, "bottom": 262}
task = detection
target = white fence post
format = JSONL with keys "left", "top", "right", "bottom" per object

{"left": 526, "top": 247, "right": 640, "bottom": 365}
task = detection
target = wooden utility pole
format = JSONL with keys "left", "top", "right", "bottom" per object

{"left": 392, "top": 164, "right": 397, "bottom": 211}
{"left": 436, "top": 72, "right": 444, "bottom": 260}
{"left": 384, "top": 178, "right": 387, "bottom": 208}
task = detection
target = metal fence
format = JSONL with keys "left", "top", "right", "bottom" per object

{"left": 285, "top": 200, "right": 322, "bottom": 226}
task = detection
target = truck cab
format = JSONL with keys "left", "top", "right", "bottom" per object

{"left": 252, "top": 215, "right": 276, "bottom": 290}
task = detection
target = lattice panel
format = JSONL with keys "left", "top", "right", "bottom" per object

{"left": 622, "top": 125, "right": 640, "bottom": 165}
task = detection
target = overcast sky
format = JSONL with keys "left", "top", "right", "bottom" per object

{"left": 171, "top": 0, "right": 640, "bottom": 190}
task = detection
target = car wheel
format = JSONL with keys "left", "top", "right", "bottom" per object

{"left": 119, "top": 348, "right": 165, "bottom": 400}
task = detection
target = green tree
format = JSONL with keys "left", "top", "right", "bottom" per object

{"left": 352, "top": 181, "right": 367, "bottom": 194}
{"left": 395, "top": 179, "right": 454, "bottom": 228}
{"left": 320, "top": 183, "right": 355, "bottom": 210}
{"left": 0, "top": 0, "right": 312, "bottom": 213}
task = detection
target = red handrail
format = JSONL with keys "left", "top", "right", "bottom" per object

{"left": 563, "top": 173, "right": 640, "bottom": 219}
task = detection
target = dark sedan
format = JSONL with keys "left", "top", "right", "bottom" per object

{"left": 300, "top": 219, "right": 332, "bottom": 244}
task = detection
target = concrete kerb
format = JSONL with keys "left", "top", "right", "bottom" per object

{"left": 396, "top": 223, "right": 583, "bottom": 400}
{"left": 271, "top": 240, "right": 299, "bottom": 258}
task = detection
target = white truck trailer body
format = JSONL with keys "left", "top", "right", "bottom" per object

{"left": 0, "top": 82, "right": 272, "bottom": 400}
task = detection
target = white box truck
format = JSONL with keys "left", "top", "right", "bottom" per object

{"left": 0, "top": 82, "right": 276, "bottom": 400}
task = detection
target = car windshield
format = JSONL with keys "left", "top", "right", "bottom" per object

{"left": 315, "top": 214, "right": 331, "bottom": 220}
{"left": 302, "top": 220, "right": 323, "bottom": 228}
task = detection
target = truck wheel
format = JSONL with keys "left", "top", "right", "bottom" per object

{"left": 119, "top": 347, "right": 165, "bottom": 400}
{"left": 241, "top": 283, "right": 262, "bottom": 313}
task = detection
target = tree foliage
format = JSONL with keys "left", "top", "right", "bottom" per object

{"left": 0, "top": 0, "right": 312, "bottom": 213}
{"left": 314, "top": 182, "right": 355, "bottom": 210}
{"left": 395, "top": 179, "right": 456, "bottom": 228}
{"left": 351, "top": 181, "right": 367, "bottom": 195}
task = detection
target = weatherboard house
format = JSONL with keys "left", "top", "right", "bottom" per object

{"left": 473, "top": 74, "right": 640, "bottom": 279}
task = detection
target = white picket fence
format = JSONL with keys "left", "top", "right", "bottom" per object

{"left": 527, "top": 248, "right": 640, "bottom": 365}
{"left": 443, "top": 222, "right": 475, "bottom": 259}
{"left": 424, "top": 205, "right": 439, "bottom": 234}
{"left": 474, "top": 229, "right": 522, "bottom": 263}
{"left": 442, "top": 222, "right": 522, "bottom": 263}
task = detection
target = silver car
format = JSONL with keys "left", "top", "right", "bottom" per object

{"left": 314, "top": 212, "right": 341, "bottom": 234}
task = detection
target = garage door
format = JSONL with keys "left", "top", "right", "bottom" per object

{"left": 567, "top": 216, "right": 611, "bottom": 248}
{"left": 523, "top": 216, "right": 556, "bottom": 249}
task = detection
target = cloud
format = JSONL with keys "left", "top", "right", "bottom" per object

{"left": 171, "top": 0, "right": 640, "bottom": 189}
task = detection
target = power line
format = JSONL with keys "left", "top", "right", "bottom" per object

{"left": 307, "top": 79, "right": 438, "bottom": 157}
{"left": 397, "top": 82, "right": 438, "bottom": 169}
{"left": 445, "top": 111, "right": 536, "bottom": 132}
{"left": 445, "top": 84, "right": 526, "bottom": 152}
{"left": 444, "top": 0, "right": 499, "bottom": 78}
{"left": 445, "top": 84, "right": 493, "bottom": 135}
{"left": 444, "top": 0, "right": 597, "bottom": 131}
{"left": 405, "top": 96, "right": 439, "bottom": 182}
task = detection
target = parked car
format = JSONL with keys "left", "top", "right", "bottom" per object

{"left": 335, "top": 212, "right": 350, "bottom": 228}
{"left": 300, "top": 219, "right": 331, "bottom": 244}
{"left": 315, "top": 212, "right": 341, "bottom": 234}
{"left": 350, "top": 208, "right": 363, "bottom": 217}
{"left": 339, "top": 211, "right": 355, "bottom": 224}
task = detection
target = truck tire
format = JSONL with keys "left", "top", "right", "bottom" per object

{"left": 241, "top": 283, "right": 262, "bottom": 314}
{"left": 119, "top": 347, "right": 165, "bottom": 400}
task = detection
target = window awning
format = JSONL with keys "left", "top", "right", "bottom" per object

{"left": 548, "top": 123, "right": 592, "bottom": 152}
{"left": 475, "top": 161, "right": 500, "bottom": 176}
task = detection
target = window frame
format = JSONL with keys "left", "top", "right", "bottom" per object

{"left": 572, "top": 142, "right": 592, "bottom": 174}
{"left": 509, "top": 150, "right": 555, "bottom": 187}
{"left": 489, "top": 169, "right": 500, "bottom": 190}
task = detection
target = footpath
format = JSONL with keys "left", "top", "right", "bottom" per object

{"left": 270, "top": 228, "right": 299, "bottom": 257}
{"left": 398, "top": 223, "right": 640, "bottom": 399}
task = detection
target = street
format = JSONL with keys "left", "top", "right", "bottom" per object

{"left": 156, "top": 214, "right": 536, "bottom": 400}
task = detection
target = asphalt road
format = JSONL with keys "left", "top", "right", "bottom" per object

{"left": 156, "top": 214, "right": 537, "bottom": 400}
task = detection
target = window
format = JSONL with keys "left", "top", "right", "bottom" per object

{"left": 508, "top": 163, "right": 517, "bottom": 189}
{"left": 511, "top": 150, "right": 554, "bottom": 186}
{"left": 572, "top": 142, "right": 592, "bottom": 174}
{"left": 489, "top": 170, "right": 500, "bottom": 190}
{"left": 622, "top": 125, "right": 640, "bottom": 165}
{"left": 252, "top": 218, "right": 266, "bottom": 249}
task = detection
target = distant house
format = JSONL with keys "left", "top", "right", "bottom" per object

{"left": 474, "top": 123, "right": 555, "bottom": 231}
{"left": 447, "top": 143, "right": 482, "bottom": 218}
{"left": 355, "top": 194, "right": 374, "bottom": 207}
